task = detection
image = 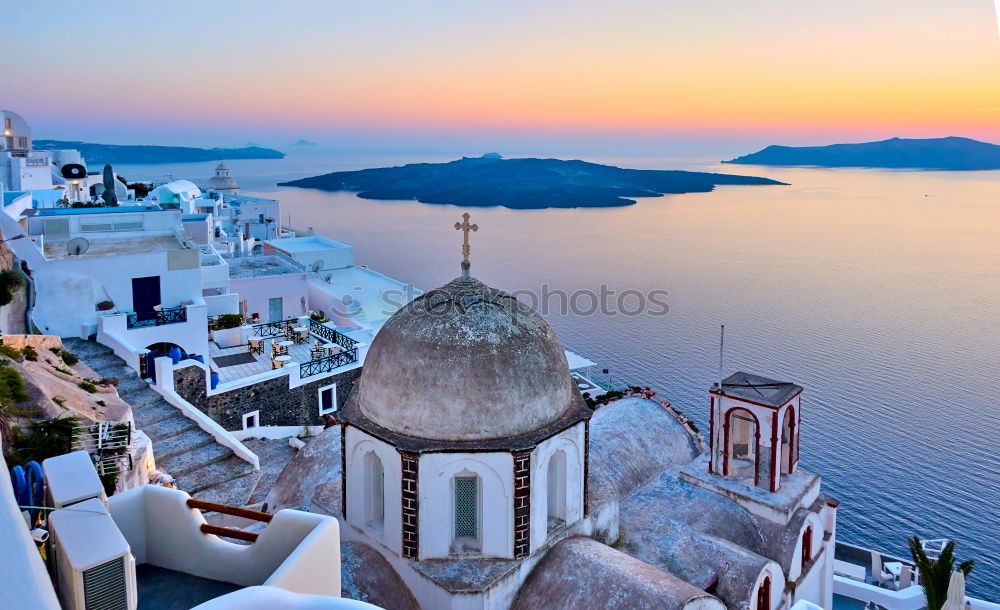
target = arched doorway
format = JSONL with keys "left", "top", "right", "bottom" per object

{"left": 801, "top": 525, "right": 813, "bottom": 568}
{"left": 781, "top": 406, "right": 796, "bottom": 474}
{"left": 725, "top": 408, "right": 760, "bottom": 484}
{"left": 546, "top": 450, "right": 567, "bottom": 531}
{"left": 363, "top": 451, "right": 385, "bottom": 535}
{"left": 756, "top": 576, "right": 771, "bottom": 610}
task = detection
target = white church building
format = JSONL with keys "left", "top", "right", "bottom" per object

{"left": 265, "top": 232, "right": 837, "bottom": 610}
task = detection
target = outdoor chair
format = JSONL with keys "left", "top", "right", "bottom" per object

{"left": 248, "top": 337, "right": 264, "bottom": 355}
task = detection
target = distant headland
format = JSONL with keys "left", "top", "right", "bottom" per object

{"left": 291, "top": 139, "right": 319, "bottom": 147}
{"left": 278, "top": 155, "right": 785, "bottom": 209}
{"left": 31, "top": 140, "right": 285, "bottom": 165}
{"left": 723, "top": 137, "right": 1000, "bottom": 170}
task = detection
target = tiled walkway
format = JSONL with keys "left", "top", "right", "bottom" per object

{"left": 209, "top": 338, "right": 316, "bottom": 383}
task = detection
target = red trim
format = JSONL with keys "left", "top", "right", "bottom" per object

{"left": 784, "top": 405, "right": 796, "bottom": 474}
{"left": 723, "top": 407, "right": 761, "bottom": 483}
{"left": 711, "top": 389, "right": 802, "bottom": 412}
{"left": 770, "top": 414, "right": 779, "bottom": 492}
{"left": 708, "top": 395, "right": 715, "bottom": 473}
{"left": 826, "top": 498, "right": 840, "bottom": 508}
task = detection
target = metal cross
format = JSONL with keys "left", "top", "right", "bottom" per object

{"left": 454, "top": 213, "right": 478, "bottom": 276}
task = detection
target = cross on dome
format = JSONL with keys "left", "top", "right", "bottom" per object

{"left": 454, "top": 212, "right": 478, "bottom": 277}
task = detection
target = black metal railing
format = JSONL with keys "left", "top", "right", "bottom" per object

{"left": 250, "top": 319, "right": 296, "bottom": 338}
{"left": 126, "top": 306, "right": 187, "bottom": 329}
{"left": 299, "top": 347, "right": 359, "bottom": 378}
{"left": 308, "top": 318, "right": 359, "bottom": 350}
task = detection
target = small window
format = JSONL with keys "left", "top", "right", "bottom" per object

{"left": 363, "top": 452, "right": 385, "bottom": 533}
{"left": 454, "top": 476, "right": 478, "bottom": 540}
{"left": 318, "top": 384, "right": 337, "bottom": 415}
{"left": 242, "top": 410, "right": 259, "bottom": 430}
{"left": 4, "top": 118, "right": 11, "bottom": 129}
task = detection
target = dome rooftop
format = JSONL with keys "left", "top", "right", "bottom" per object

{"left": 208, "top": 161, "right": 239, "bottom": 191}
{"left": 348, "top": 273, "right": 588, "bottom": 444}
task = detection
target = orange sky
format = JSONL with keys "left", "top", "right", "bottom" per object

{"left": 3, "top": 1, "right": 998, "bottom": 146}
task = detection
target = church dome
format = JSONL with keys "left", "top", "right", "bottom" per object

{"left": 356, "top": 274, "right": 579, "bottom": 441}
{"left": 207, "top": 162, "right": 239, "bottom": 192}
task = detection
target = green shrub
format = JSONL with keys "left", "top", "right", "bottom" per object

{"left": 214, "top": 313, "right": 245, "bottom": 330}
{"left": 0, "top": 344, "right": 22, "bottom": 360}
{"left": 309, "top": 311, "right": 329, "bottom": 323}
{"left": 0, "top": 270, "right": 23, "bottom": 307}
{"left": 49, "top": 347, "right": 62, "bottom": 355}
{"left": 0, "top": 367, "right": 28, "bottom": 405}
{"left": 7, "top": 418, "right": 78, "bottom": 464}
{"left": 52, "top": 396, "right": 66, "bottom": 407}
{"left": 61, "top": 351, "right": 79, "bottom": 366}
{"left": 97, "top": 377, "right": 118, "bottom": 387}
{"left": 21, "top": 345, "right": 37, "bottom": 361}
{"left": 78, "top": 381, "right": 98, "bottom": 393}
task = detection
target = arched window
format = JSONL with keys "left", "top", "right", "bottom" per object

{"left": 801, "top": 526, "right": 813, "bottom": 568}
{"left": 546, "top": 450, "right": 567, "bottom": 531}
{"left": 756, "top": 576, "right": 771, "bottom": 610}
{"left": 363, "top": 452, "right": 384, "bottom": 534}
{"left": 452, "top": 473, "right": 481, "bottom": 552}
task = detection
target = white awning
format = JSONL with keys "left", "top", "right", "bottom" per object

{"left": 564, "top": 349, "right": 597, "bottom": 371}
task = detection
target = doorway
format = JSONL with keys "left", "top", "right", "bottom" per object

{"left": 268, "top": 297, "right": 283, "bottom": 322}
{"left": 132, "top": 276, "right": 161, "bottom": 321}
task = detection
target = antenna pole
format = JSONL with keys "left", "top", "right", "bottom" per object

{"left": 718, "top": 324, "right": 725, "bottom": 391}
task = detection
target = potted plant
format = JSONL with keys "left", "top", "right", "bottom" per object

{"left": 212, "top": 313, "right": 247, "bottom": 348}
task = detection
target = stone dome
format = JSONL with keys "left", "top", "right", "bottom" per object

{"left": 207, "top": 162, "right": 239, "bottom": 192}
{"left": 355, "top": 274, "right": 579, "bottom": 441}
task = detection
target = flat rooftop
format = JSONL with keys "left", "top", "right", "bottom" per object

{"left": 227, "top": 254, "right": 304, "bottom": 279}
{"left": 265, "top": 235, "right": 352, "bottom": 253}
{"left": 43, "top": 231, "right": 182, "bottom": 260}
{"left": 719, "top": 371, "right": 802, "bottom": 407}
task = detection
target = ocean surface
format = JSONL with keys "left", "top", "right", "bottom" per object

{"left": 117, "top": 148, "right": 1000, "bottom": 597}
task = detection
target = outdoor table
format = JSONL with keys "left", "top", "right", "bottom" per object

{"left": 884, "top": 562, "right": 904, "bottom": 582}
{"left": 272, "top": 355, "right": 292, "bottom": 369}
{"left": 293, "top": 326, "right": 309, "bottom": 343}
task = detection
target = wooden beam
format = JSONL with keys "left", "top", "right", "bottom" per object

{"left": 187, "top": 498, "right": 273, "bottom": 523}
{"left": 199, "top": 523, "right": 259, "bottom": 543}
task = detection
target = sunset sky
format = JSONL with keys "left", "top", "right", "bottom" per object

{"left": 3, "top": 1, "right": 999, "bottom": 151}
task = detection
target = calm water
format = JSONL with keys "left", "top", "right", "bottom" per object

{"left": 119, "top": 150, "right": 1000, "bottom": 597}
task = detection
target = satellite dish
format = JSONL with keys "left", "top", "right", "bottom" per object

{"left": 309, "top": 260, "right": 323, "bottom": 274}
{"left": 67, "top": 237, "right": 90, "bottom": 256}
{"left": 61, "top": 164, "right": 87, "bottom": 179}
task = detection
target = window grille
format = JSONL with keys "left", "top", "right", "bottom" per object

{"left": 454, "top": 476, "right": 478, "bottom": 539}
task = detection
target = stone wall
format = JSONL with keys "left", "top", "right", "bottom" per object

{"left": 174, "top": 365, "right": 362, "bottom": 431}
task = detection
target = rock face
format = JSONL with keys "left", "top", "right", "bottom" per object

{"left": 723, "top": 136, "right": 1000, "bottom": 170}
{"left": 278, "top": 156, "right": 785, "bottom": 209}
{"left": 355, "top": 274, "right": 581, "bottom": 442}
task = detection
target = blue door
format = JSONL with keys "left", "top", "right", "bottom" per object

{"left": 268, "top": 297, "right": 283, "bottom": 322}
{"left": 132, "top": 276, "right": 161, "bottom": 321}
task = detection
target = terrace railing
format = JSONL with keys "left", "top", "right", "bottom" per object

{"left": 299, "top": 347, "right": 359, "bottom": 379}
{"left": 308, "top": 318, "right": 359, "bottom": 350}
{"left": 251, "top": 319, "right": 296, "bottom": 338}
{"left": 126, "top": 306, "right": 187, "bottom": 329}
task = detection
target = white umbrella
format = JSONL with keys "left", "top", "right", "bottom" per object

{"left": 944, "top": 570, "right": 966, "bottom": 610}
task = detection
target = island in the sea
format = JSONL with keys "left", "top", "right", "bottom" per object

{"left": 278, "top": 155, "right": 785, "bottom": 209}
{"left": 723, "top": 136, "right": 1000, "bottom": 170}
{"left": 32, "top": 140, "right": 285, "bottom": 165}
{"left": 291, "top": 139, "right": 319, "bottom": 147}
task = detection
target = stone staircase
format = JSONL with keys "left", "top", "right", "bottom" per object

{"left": 63, "top": 338, "right": 260, "bottom": 506}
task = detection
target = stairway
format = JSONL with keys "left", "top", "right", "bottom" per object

{"left": 63, "top": 338, "right": 260, "bottom": 506}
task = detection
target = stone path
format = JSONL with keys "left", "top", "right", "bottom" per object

{"left": 63, "top": 338, "right": 260, "bottom": 506}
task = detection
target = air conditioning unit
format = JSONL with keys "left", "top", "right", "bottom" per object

{"left": 49, "top": 497, "right": 137, "bottom": 610}
{"left": 43, "top": 450, "right": 107, "bottom": 509}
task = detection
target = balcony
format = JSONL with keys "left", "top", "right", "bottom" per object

{"left": 126, "top": 306, "right": 188, "bottom": 329}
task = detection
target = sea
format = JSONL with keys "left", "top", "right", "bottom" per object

{"left": 116, "top": 147, "right": 1000, "bottom": 597}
